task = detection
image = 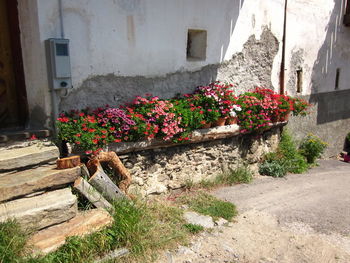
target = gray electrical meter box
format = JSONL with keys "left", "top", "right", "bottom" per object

{"left": 46, "top": 38, "right": 72, "bottom": 90}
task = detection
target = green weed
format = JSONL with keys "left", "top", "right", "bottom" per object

{"left": 183, "top": 224, "right": 204, "bottom": 234}
{"left": 0, "top": 220, "right": 29, "bottom": 263}
{"left": 178, "top": 192, "right": 237, "bottom": 221}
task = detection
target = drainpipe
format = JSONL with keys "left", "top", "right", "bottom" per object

{"left": 279, "top": 0, "right": 288, "bottom": 94}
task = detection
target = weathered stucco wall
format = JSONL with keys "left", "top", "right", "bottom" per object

{"left": 18, "top": 0, "right": 284, "bottom": 126}
{"left": 60, "top": 28, "right": 279, "bottom": 111}
{"left": 287, "top": 90, "right": 350, "bottom": 157}
{"left": 116, "top": 127, "right": 281, "bottom": 196}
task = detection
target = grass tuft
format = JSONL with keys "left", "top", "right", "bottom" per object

{"left": 183, "top": 224, "right": 204, "bottom": 234}
{"left": 177, "top": 191, "right": 237, "bottom": 221}
{"left": 0, "top": 220, "right": 29, "bottom": 263}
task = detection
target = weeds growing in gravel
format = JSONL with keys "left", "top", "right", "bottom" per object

{"left": 177, "top": 191, "right": 237, "bottom": 221}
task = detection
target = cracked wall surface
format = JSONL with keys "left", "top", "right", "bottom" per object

{"left": 60, "top": 28, "right": 279, "bottom": 111}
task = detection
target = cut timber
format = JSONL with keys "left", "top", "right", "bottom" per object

{"left": 88, "top": 160, "right": 125, "bottom": 202}
{"left": 29, "top": 208, "right": 113, "bottom": 254}
{"left": 88, "top": 151, "right": 131, "bottom": 194}
{"left": 74, "top": 177, "right": 113, "bottom": 211}
{"left": 0, "top": 143, "right": 59, "bottom": 171}
{"left": 0, "top": 188, "right": 77, "bottom": 231}
{"left": 56, "top": 155, "right": 81, "bottom": 169}
{"left": 0, "top": 165, "right": 80, "bottom": 202}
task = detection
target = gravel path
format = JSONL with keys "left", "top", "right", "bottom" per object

{"left": 158, "top": 160, "right": 350, "bottom": 263}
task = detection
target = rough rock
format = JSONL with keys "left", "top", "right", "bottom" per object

{"left": 0, "top": 165, "right": 80, "bottom": 202}
{"left": 0, "top": 143, "right": 59, "bottom": 171}
{"left": 0, "top": 188, "right": 77, "bottom": 230}
{"left": 184, "top": 211, "right": 215, "bottom": 228}
{"left": 29, "top": 208, "right": 113, "bottom": 254}
{"left": 215, "top": 218, "right": 228, "bottom": 226}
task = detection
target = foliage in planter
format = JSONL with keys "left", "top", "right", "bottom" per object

{"left": 57, "top": 82, "right": 311, "bottom": 153}
{"left": 236, "top": 94, "right": 272, "bottom": 133}
{"left": 57, "top": 107, "right": 135, "bottom": 153}
{"left": 291, "top": 97, "right": 311, "bottom": 116}
{"left": 298, "top": 133, "right": 327, "bottom": 164}
{"left": 126, "top": 95, "right": 184, "bottom": 142}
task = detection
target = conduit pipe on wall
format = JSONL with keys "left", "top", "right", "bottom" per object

{"left": 59, "top": 0, "right": 65, "bottom": 38}
{"left": 279, "top": 0, "right": 288, "bottom": 94}
{"left": 50, "top": 0, "right": 65, "bottom": 136}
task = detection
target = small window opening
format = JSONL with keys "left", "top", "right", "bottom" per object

{"left": 296, "top": 69, "right": 303, "bottom": 93}
{"left": 186, "top": 29, "right": 207, "bottom": 61}
{"left": 335, "top": 68, "right": 340, "bottom": 90}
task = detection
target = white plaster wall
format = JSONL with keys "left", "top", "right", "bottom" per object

{"left": 285, "top": 0, "right": 350, "bottom": 95}
{"left": 20, "top": 0, "right": 350, "bottom": 129}
{"left": 34, "top": 0, "right": 285, "bottom": 89}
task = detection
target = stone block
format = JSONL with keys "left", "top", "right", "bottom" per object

{"left": 0, "top": 144, "right": 59, "bottom": 171}
{"left": 0, "top": 188, "right": 77, "bottom": 231}
{"left": 0, "top": 165, "right": 80, "bottom": 202}
{"left": 29, "top": 208, "right": 113, "bottom": 254}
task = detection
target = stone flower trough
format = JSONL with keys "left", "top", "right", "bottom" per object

{"left": 104, "top": 122, "right": 286, "bottom": 196}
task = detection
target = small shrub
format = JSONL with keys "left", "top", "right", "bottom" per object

{"left": 259, "top": 160, "right": 286, "bottom": 178}
{"left": 183, "top": 224, "right": 204, "bottom": 234}
{"left": 346, "top": 132, "right": 350, "bottom": 144}
{"left": 178, "top": 192, "right": 237, "bottom": 221}
{"left": 299, "top": 134, "right": 327, "bottom": 164}
{"left": 278, "top": 130, "right": 308, "bottom": 173}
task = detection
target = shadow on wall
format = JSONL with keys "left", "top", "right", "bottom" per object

{"left": 309, "top": 0, "right": 350, "bottom": 124}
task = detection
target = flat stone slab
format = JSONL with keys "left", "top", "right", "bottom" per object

{"left": 29, "top": 208, "right": 113, "bottom": 254}
{"left": 0, "top": 165, "right": 81, "bottom": 202}
{"left": 107, "top": 122, "right": 287, "bottom": 154}
{"left": 0, "top": 143, "right": 59, "bottom": 171}
{"left": 184, "top": 211, "right": 215, "bottom": 228}
{"left": 0, "top": 188, "right": 77, "bottom": 231}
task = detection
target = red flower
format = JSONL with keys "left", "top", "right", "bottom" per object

{"left": 75, "top": 133, "right": 81, "bottom": 137}
{"left": 114, "top": 139, "right": 121, "bottom": 142}
{"left": 57, "top": 117, "right": 69, "bottom": 123}
{"left": 88, "top": 128, "right": 96, "bottom": 133}
{"left": 79, "top": 113, "right": 85, "bottom": 117}
{"left": 92, "top": 139, "right": 98, "bottom": 144}
{"left": 101, "top": 130, "right": 107, "bottom": 134}
{"left": 109, "top": 127, "right": 115, "bottom": 131}
{"left": 75, "top": 141, "right": 81, "bottom": 145}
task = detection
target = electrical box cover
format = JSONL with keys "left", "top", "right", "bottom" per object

{"left": 46, "top": 38, "right": 72, "bottom": 90}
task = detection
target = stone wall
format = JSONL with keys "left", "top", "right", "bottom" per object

{"left": 115, "top": 127, "right": 281, "bottom": 196}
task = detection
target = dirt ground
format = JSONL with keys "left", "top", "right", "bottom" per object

{"left": 157, "top": 160, "right": 350, "bottom": 263}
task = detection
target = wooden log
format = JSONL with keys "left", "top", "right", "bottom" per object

{"left": 95, "top": 151, "right": 132, "bottom": 194}
{"left": 73, "top": 177, "right": 113, "bottom": 211}
{"left": 57, "top": 155, "right": 81, "bottom": 169}
{"left": 87, "top": 160, "right": 125, "bottom": 202}
{"left": 94, "top": 248, "right": 129, "bottom": 263}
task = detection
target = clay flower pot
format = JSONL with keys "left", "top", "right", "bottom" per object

{"left": 226, "top": 117, "right": 238, "bottom": 125}
{"left": 214, "top": 117, "right": 227, "bottom": 127}
{"left": 201, "top": 122, "right": 212, "bottom": 129}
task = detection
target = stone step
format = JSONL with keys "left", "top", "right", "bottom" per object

{"left": 0, "top": 188, "right": 77, "bottom": 231}
{"left": 29, "top": 208, "right": 113, "bottom": 254}
{"left": 0, "top": 129, "right": 51, "bottom": 143}
{"left": 0, "top": 164, "right": 81, "bottom": 202}
{"left": 0, "top": 143, "right": 59, "bottom": 171}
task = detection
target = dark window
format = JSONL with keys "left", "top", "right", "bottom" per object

{"left": 186, "top": 29, "right": 207, "bottom": 61}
